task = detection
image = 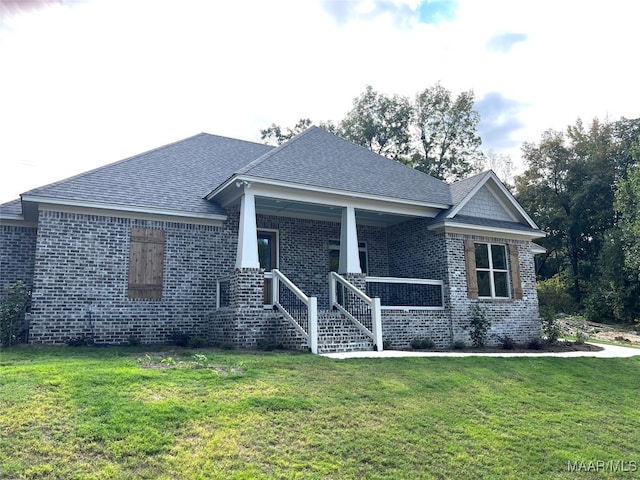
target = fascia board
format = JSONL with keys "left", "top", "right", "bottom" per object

{"left": 428, "top": 220, "right": 547, "bottom": 240}
{"left": 248, "top": 182, "right": 441, "bottom": 218}
{"left": 22, "top": 195, "right": 227, "bottom": 224}
{"left": 209, "top": 174, "right": 449, "bottom": 215}
{"left": 531, "top": 243, "right": 547, "bottom": 254}
{"left": 0, "top": 215, "right": 37, "bottom": 227}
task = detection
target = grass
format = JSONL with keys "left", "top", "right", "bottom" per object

{"left": 1, "top": 346, "right": 640, "bottom": 479}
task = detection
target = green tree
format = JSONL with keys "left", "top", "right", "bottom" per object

{"left": 259, "top": 83, "right": 485, "bottom": 180}
{"left": 616, "top": 141, "right": 640, "bottom": 277}
{"left": 339, "top": 85, "right": 412, "bottom": 161}
{"left": 260, "top": 118, "right": 313, "bottom": 146}
{"left": 515, "top": 119, "right": 618, "bottom": 304}
{"left": 516, "top": 117, "right": 640, "bottom": 322}
{"left": 411, "top": 83, "right": 484, "bottom": 181}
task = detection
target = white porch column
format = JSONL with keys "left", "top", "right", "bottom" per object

{"left": 338, "top": 205, "right": 361, "bottom": 274}
{"left": 235, "top": 191, "right": 260, "bottom": 269}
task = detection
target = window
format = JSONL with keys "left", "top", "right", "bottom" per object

{"left": 258, "top": 230, "right": 278, "bottom": 305}
{"left": 128, "top": 228, "right": 164, "bottom": 299}
{"left": 464, "top": 240, "right": 522, "bottom": 300}
{"left": 257, "top": 231, "right": 277, "bottom": 271}
{"left": 475, "top": 243, "right": 509, "bottom": 298}
{"left": 329, "top": 239, "right": 368, "bottom": 274}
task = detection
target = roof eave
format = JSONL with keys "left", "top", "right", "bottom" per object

{"left": 206, "top": 174, "right": 452, "bottom": 211}
{"left": 21, "top": 195, "right": 228, "bottom": 223}
{"left": 428, "top": 219, "right": 547, "bottom": 240}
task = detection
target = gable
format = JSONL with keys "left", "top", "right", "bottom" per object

{"left": 457, "top": 184, "right": 515, "bottom": 222}
{"left": 230, "top": 127, "right": 452, "bottom": 207}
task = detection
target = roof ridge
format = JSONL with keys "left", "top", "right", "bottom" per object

{"left": 242, "top": 126, "right": 450, "bottom": 192}
{"left": 237, "top": 126, "right": 319, "bottom": 175}
{"left": 450, "top": 169, "right": 491, "bottom": 186}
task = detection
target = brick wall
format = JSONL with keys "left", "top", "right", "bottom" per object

{"left": 19, "top": 205, "right": 541, "bottom": 349}
{"left": 445, "top": 233, "right": 541, "bottom": 346}
{"left": 0, "top": 225, "right": 37, "bottom": 299}
{"left": 28, "top": 209, "right": 237, "bottom": 344}
{"left": 256, "top": 214, "right": 388, "bottom": 309}
{"left": 381, "top": 310, "right": 451, "bottom": 349}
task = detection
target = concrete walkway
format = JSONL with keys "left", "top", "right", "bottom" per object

{"left": 323, "top": 343, "right": 640, "bottom": 359}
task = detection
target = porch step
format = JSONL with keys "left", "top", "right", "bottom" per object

{"left": 316, "top": 310, "right": 375, "bottom": 354}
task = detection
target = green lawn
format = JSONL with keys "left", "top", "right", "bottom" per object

{"left": 1, "top": 347, "right": 639, "bottom": 479}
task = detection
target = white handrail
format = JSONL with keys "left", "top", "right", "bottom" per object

{"left": 272, "top": 269, "right": 318, "bottom": 354}
{"left": 329, "top": 272, "right": 383, "bottom": 351}
{"left": 366, "top": 276, "right": 443, "bottom": 286}
{"left": 272, "top": 269, "right": 310, "bottom": 305}
{"left": 365, "top": 275, "right": 445, "bottom": 310}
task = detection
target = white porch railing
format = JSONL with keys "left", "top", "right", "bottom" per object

{"left": 215, "top": 275, "right": 231, "bottom": 310}
{"left": 365, "top": 276, "right": 445, "bottom": 310}
{"left": 271, "top": 269, "right": 318, "bottom": 354}
{"left": 329, "top": 272, "right": 383, "bottom": 351}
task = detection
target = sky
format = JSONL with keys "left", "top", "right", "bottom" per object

{"left": 1, "top": 0, "right": 639, "bottom": 204}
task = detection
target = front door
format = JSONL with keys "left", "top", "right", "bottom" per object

{"left": 258, "top": 231, "right": 278, "bottom": 304}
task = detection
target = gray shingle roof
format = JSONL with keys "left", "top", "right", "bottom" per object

{"left": 236, "top": 127, "right": 452, "bottom": 206}
{"left": 449, "top": 170, "right": 490, "bottom": 205}
{"left": 21, "top": 133, "right": 273, "bottom": 216}
{"left": 0, "top": 198, "right": 23, "bottom": 217}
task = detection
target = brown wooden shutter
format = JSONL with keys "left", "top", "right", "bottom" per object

{"left": 508, "top": 244, "right": 523, "bottom": 300}
{"left": 464, "top": 239, "right": 478, "bottom": 299}
{"left": 128, "top": 228, "right": 164, "bottom": 299}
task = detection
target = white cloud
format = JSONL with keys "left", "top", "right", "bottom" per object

{"left": 1, "top": 0, "right": 639, "bottom": 203}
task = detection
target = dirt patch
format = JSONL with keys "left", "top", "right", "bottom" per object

{"left": 557, "top": 316, "right": 640, "bottom": 346}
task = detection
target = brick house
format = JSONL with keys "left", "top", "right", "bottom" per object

{"left": 0, "top": 127, "right": 545, "bottom": 352}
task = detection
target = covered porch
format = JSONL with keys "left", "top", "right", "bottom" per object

{"left": 210, "top": 183, "right": 449, "bottom": 354}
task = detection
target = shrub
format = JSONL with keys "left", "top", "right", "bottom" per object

{"left": 496, "top": 335, "right": 516, "bottom": 350}
{"left": 452, "top": 340, "right": 466, "bottom": 350}
{"left": 574, "top": 331, "right": 589, "bottom": 345}
{"left": 537, "top": 274, "right": 577, "bottom": 314}
{"left": 256, "top": 338, "right": 283, "bottom": 351}
{"left": 540, "top": 308, "right": 561, "bottom": 344}
{"left": 188, "top": 336, "right": 207, "bottom": 348}
{"left": 410, "top": 337, "right": 435, "bottom": 350}
{"left": 467, "top": 304, "right": 491, "bottom": 348}
{"left": 527, "top": 338, "right": 543, "bottom": 350}
{"left": 67, "top": 335, "right": 94, "bottom": 347}
{"left": 0, "top": 281, "right": 30, "bottom": 347}
{"left": 170, "top": 332, "right": 191, "bottom": 347}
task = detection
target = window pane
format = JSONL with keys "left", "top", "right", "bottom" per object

{"left": 359, "top": 251, "right": 368, "bottom": 274}
{"left": 491, "top": 245, "right": 507, "bottom": 270}
{"left": 329, "top": 249, "right": 339, "bottom": 272}
{"left": 257, "top": 235, "right": 272, "bottom": 270}
{"left": 494, "top": 272, "right": 509, "bottom": 297}
{"left": 477, "top": 271, "right": 491, "bottom": 297}
{"left": 475, "top": 243, "right": 489, "bottom": 268}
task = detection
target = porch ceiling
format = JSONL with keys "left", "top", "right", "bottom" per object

{"left": 255, "top": 196, "right": 419, "bottom": 227}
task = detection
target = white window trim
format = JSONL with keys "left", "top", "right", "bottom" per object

{"left": 258, "top": 229, "right": 279, "bottom": 309}
{"left": 476, "top": 242, "right": 510, "bottom": 299}
{"left": 329, "top": 238, "right": 368, "bottom": 274}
